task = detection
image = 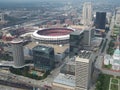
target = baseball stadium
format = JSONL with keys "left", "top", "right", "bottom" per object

{"left": 32, "top": 28, "right": 75, "bottom": 44}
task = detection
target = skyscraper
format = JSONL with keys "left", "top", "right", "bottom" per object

{"left": 95, "top": 12, "right": 106, "bottom": 29}
{"left": 83, "top": 29, "right": 92, "bottom": 46}
{"left": 69, "top": 30, "right": 84, "bottom": 58}
{"left": 115, "top": 8, "right": 120, "bottom": 25}
{"left": 0, "top": 13, "right": 4, "bottom": 22}
{"left": 82, "top": 2, "right": 92, "bottom": 26}
{"left": 11, "top": 39, "right": 25, "bottom": 68}
{"left": 75, "top": 55, "right": 92, "bottom": 90}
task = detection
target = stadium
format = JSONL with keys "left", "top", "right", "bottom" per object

{"left": 32, "top": 28, "right": 75, "bottom": 44}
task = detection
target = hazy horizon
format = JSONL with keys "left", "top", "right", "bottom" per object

{"left": 0, "top": 0, "right": 120, "bottom": 8}
{"left": 0, "top": 0, "right": 120, "bottom": 3}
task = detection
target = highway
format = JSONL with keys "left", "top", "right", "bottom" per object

{"left": 0, "top": 79, "right": 33, "bottom": 90}
{"left": 0, "top": 56, "right": 69, "bottom": 90}
{"left": 0, "top": 70, "right": 45, "bottom": 90}
{"left": 104, "top": 15, "right": 115, "bottom": 54}
{"left": 1, "top": 17, "right": 55, "bottom": 32}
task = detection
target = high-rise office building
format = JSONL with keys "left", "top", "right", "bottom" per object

{"left": 32, "top": 45, "right": 55, "bottom": 71}
{"left": 69, "top": 29, "right": 94, "bottom": 57}
{"left": 83, "top": 29, "right": 91, "bottom": 46}
{"left": 69, "top": 30, "right": 84, "bottom": 58}
{"left": 115, "top": 8, "right": 120, "bottom": 25}
{"left": 95, "top": 12, "right": 106, "bottom": 29}
{"left": 82, "top": 2, "right": 92, "bottom": 26}
{"left": 11, "top": 39, "right": 25, "bottom": 68}
{"left": 0, "top": 13, "right": 4, "bottom": 22}
{"left": 75, "top": 54, "right": 92, "bottom": 90}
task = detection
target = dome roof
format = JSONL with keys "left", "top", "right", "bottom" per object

{"left": 114, "top": 47, "right": 120, "bottom": 55}
{"left": 113, "top": 46, "right": 120, "bottom": 60}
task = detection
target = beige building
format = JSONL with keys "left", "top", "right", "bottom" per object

{"left": 52, "top": 50, "right": 94, "bottom": 90}
{"left": 115, "top": 8, "right": 120, "bottom": 25}
{"left": 75, "top": 54, "right": 92, "bottom": 90}
{"left": 82, "top": 2, "right": 92, "bottom": 26}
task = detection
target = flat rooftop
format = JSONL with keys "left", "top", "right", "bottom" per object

{"left": 79, "top": 50, "right": 92, "bottom": 59}
{"left": 66, "top": 60, "right": 76, "bottom": 65}
{"left": 25, "top": 42, "right": 69, "bottom": 54}
{"left": 69, "top": 25, "right": 85, "bottom": 30}
{"left": 70, "top": 30, "right": 84, "bottom": 35}
{"left": 60, "top": 58, "right": 75, "bottom": 75}
{"left": 75, "top": 56, "right": 89, "bottom": 63}
{"left": 11, "top": 38, "right": 23, "bottom": 44}
{"left": 0, "top": 61, "right": 14, "bottom": 67}
{"left": 32, "top": 45, "right": 53, "bottom": 52}
{"left": 91, "top": 37, "right": 103, "bottom": 47}
{"left": 53, "top": 73, "right": 75, "bottom": 87}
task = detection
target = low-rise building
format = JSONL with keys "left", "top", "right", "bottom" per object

{"left": 32, "top": 45, "right": 55, "bottom": 71}
{"left": 52, "top": 73, "right": 75, "bottom": 90}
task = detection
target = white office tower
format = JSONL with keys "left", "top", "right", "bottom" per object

{"left": 75, "top": 56, "right": 91, "bottom": 90}
{"left": 115, "top": 8, "right": 120, "bottom": 25}
{"left": 83, "top": 29, "right": 91, "bottom": 46}
{"left": 11, "top": 39, "right": 25, "bottom": 68}
{"left": 0, "top": 13, "right": 4, "bottom": 22}
{"left": 82, "top": 2, "right": 92, "bottom": 26}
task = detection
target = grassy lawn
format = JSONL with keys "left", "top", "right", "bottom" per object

{"left": 110, "top": 78, "right": 120, "bottom": 90}
{"left": 9, "top": 66, "right": 50, "bottom": 80}
{"left": 95, "top": 74, "right": 112, "bottom": 90}
{"left": 104, "top": 64, "right": 112, "bottom": 69}
{"left": 111, "top": 84, "right": 118, "bottom": 90}
{"left": 111, "top": 79, "right": 118, "bottom": 84}
{"left": 95, "top": 74, "right": 120, "bottom": 90}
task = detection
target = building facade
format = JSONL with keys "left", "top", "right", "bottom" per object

{"left": 95, "top": 12, "right": 106, "bottom": 29}
{"left": 0, "top": 13, "right": 4, "bottom": 22}
{"left": 32, "top": 45, "right": 55, "bottom": 71}
{"left": 69, "top": 30, "right": 84, "bottom": 58}
{"left": 83, "top": 29, "right": 93, "bottom": 46}
{"left": 11, "top": 39, "right": 25, "bottom": 68}
{"left": 82, "top": 2, "right": 92, "bottom": 26}
{"left": 115, "top": 8, "right": 120, "bottom": 25}
{"left": 75, "top": 56, "right": 91, "bottom": 90}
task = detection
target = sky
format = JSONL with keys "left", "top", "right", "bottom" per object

{"left": 0, "top": 0, "right": 78, "bottom": 2}
{"left": 0, "top": 0, "right": 48, "bottom": 3}
{"left": 0, "top": 0, "right": 40, "bottom": 1}
{"left": 0, "top": 0, "right": 120, "bottom": 3}
{"left": 0, "top": 0, "right": 76, "bottom": 3}
{"left": 0, "top": 0, "right": 58, "bottom": 2}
